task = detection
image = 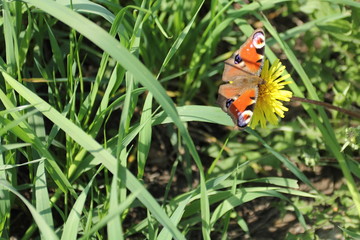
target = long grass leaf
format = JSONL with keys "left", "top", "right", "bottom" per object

{"left": 45, "top": 20, "right": 66, "bottom": 77}
{"left": 0, "top": 180, "right": 58, "bottom": 240}
{"left": 137, "top": 93, "right": 153, "bottom": 179}
{"left": 0, "top": 89, "right": 75, "bottom": 195}
{"left": 0, "top": 147, "right": 11, "bottom": 238}
{"left": 259, "top": 15, "right": 360, "bottom": 215}
{"left": 24, "top": 1, "right": 210, "bottom": 236}
{"left": 61, "top": 170, "right": 97, "bottom": 240}
{"left": 157, "top": 195, "right": 193, "bottom": 240}
{"left": 56, "top": 0, "right": 115, "bottom": 23}
{"left": 80, "top": 192, "right": 139, "bottom": 240}
{"left": 0, "top": 158, "right": 44, "bottom": 170}
{"left": 107, "top": 168, "right": 123, "bottom": 239}
{"left": 1, "top": 71, "right": 185, "bottom": 240}
{"left": 158, "top": 0, "right": 205, "bottom": 76}
{"left": 35, "top": 160, "right": 54, "bottom": 236}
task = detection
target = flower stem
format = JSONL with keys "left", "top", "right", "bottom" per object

{"left": 291, "top": 96, "right": 360, "bottom": 119}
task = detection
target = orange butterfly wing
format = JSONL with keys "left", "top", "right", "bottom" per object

{"left": 217, "top": 28, "right": 265, "bottom": 128}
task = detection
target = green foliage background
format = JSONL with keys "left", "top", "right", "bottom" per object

{"left": 0, "top": 0, "right": 359, "bottom": 239}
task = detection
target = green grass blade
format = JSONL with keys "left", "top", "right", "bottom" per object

{"left": 107, "top": 168, "right": 123, "bottom": 240}
{"left": 116, "top": 75, "right": 135, "bottom": 202}
{"left": 339, "top": 226, "right": 360, "bottom": 239}
{"left": 35, "top": 160, "right": 54, "bottom": 236}
{"left": 45, "top": 20, "right": 66, "bottom": 77}
{"left": 209, "top": 189, "right": 307, "bottom": 229}
{"left": 0, "top": 89, "right": 75, "bottom": 195}
{"left": 0, "top": 108, "right": 39, "bottom": 137}
{"left": 323, "top": 0, "right": 360, "bottom": 8}
{"left": 80, "top": 192, "right": 139, "bottom": 240}
{"left": 153, "top": 105, "right": 232, "bottom": 126}
{"left": 137, "top": 93, "right": 153, "bottom": 179}
{"left": 57, "top": 0, "right": 115, "bottom": 23}
{"left": 0, "top": 180, "right": 58, "bottom": 240}
{"left": 21, "top": 0, "right": 201, "bottom": 171}
{"left": 60, "top": 171, "right": 97, "bottom": 240}
{"left": 246, "top": 128, "right": 316, "bottom": 191}
{"left": 259, "top": 15, "right": 360, "bottom": 216}
{"left": 0, "top": 143, "right": 31, "bottom": 153}
{"left": 157, "top": 195, "right": 193, "bottom": 240}
{"left": 23, "top": 0, "right": 210, "bottom": 235}
{"left": 0, "top": 158, "right": 44, "bottom": 171}
{"left": 158, "top": 0, "right": 205, "bottom": 76}
{"left": 18, "top": 12, "right": 33, "bottom": 69}
{"left": 1, "top": 70, "right": 185, "bottom": 240}
{"left": 266, "top": 12, "right": 351, "bottom": 46}
{"left": 152, "top": 105, "right": 316, "bottom": 190}
{"left": 0, "top": 146, "right": 11, "bottom": 238}
{"left": 3, "top": 1, "right": 17, "bottom": 75}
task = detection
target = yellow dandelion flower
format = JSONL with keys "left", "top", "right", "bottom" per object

{"left": 249, "top": 59, "right": 293, "bottom": 129}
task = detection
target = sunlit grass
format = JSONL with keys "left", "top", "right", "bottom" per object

{"left": 0, "top": 0, "right": 359, "bottom": 239}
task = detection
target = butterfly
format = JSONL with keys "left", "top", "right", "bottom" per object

{"left": 217, "top": 28, "right": 265, "bottom": 128}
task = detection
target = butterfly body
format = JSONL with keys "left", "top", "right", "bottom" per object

{"left": 217, "top": 28, "right": 265, "bottom": 128}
